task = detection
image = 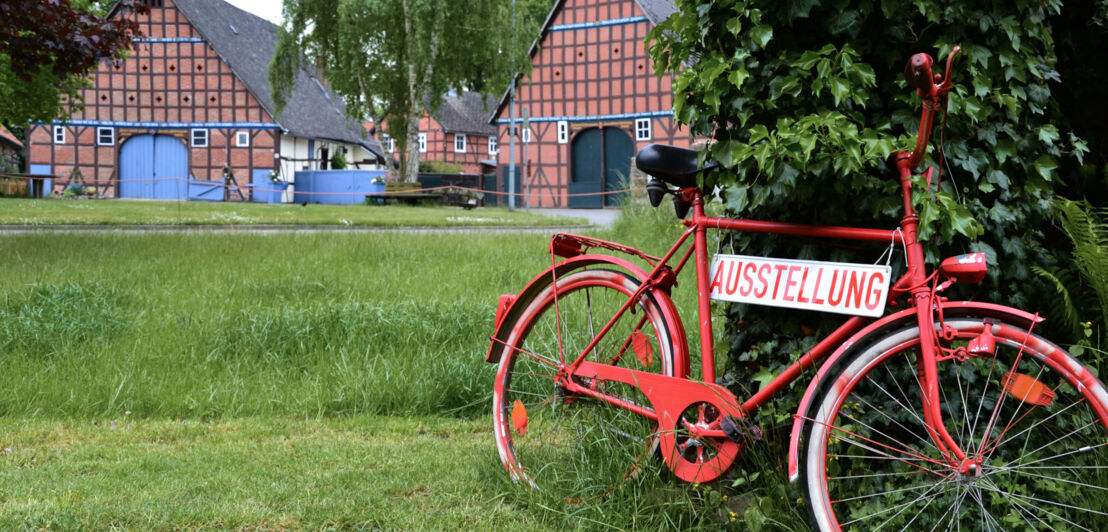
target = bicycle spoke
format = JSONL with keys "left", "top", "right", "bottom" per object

{"left": 976, "top": 363, "right": 1051, "bottom": 461}
{"left": 979, "top": 396, "right": 1085, "bottom": 462}
{"left": 838, "top": 477, "right": 950, "bottom": 528}
{"left": 979, "top": 479, "right": 1108, "bottom": 519}
{"left": 929, "top": 487, "right": 969, "bottom": 532}
{"left": 977, "top": 481, "right": 1103, "bottom": 529}
{"left": 850, "top": 390, "right": 940, "bottom": 455}
{"left": 1002, "top": 421, "right": 1100, "bottom": 469}
{"left": 838, "top": 409, "right": 940, "bottom": 465}
{"left": 987, "top": 464, "right": 1108, "bottom": 493}
{"left": 812, "top": 416, "right": 952, "bottom": 473}
{"left": 832, "top": 480, "right": 937, "bottom": 504}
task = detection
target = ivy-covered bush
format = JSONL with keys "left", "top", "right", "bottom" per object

{"left": 648, "top": 1, "right": 1104, "bottom": 397}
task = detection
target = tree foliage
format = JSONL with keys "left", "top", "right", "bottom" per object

{"left": 649, "top": 1, "right": 1102, "bottom": 392}
{"left": 0, "top": 0, "right": 144, "bottom": 125}
{"left": 270, "top": 0, "right": 532, "bottom": 182}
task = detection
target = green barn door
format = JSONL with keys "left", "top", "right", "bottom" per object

{"left": 569, "top": 127, "right": 633, "bottom": 208}
{"left": 602, "top": 127, "right": 633, "bottom": 207}
{"left": 569, "top": 128, "right": 603, "bottom": 208}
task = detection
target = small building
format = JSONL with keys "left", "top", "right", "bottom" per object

{"left": 374, "top": 91, "right": 499, "bottom": 177}
{"left": 489, "top": 0, "right": 690, "bottom": 208}
{"left": 25, "top": 0, "right": 384, "bottom": 201}
{"left": 0, "top": 125, "right": 21, "bottom": 172}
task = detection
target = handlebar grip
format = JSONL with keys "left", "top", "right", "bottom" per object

{"left": 903, "top": 53, "right": 935, "bottom": 95}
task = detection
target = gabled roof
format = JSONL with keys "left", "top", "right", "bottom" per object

{"left": 489, "top": 0, "right": 677, "bottom": 124}
{"left": 0, "top": 125, "right": 21, "bottom": 150}
{"left": 435, "top": 92, "right": 498, "bottom": 136}
{"left": 110, "top": 0, "right": 383, "bottom": 162}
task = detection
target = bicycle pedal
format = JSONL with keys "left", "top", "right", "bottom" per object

{"left": 720, "top": 415, "right": 763, "bottom": 443}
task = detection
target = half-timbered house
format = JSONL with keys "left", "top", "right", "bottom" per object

{"left": 25, "top": 0, "right": 384, "bottom": 200}
{"left": 374, "top": 92, "right": 499, "bottom": 177}
{"left": 490, "top": 0, "right": 688, "bottom": 208}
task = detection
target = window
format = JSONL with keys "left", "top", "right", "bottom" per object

{"left": 382, "top": 134, "right": 394, "bottom": 153}
{"left": 53, "top": 126, "right": 65, "bottom": 144}
{"left": 557, "top": 121, "right": 569, "bottom": 144}
{"left": 418, "top": 133, "right": 427, "bottom": 153}
{"left": 235, "top": 131, "right": 250, "bottom": 147}
{"left": 191, "top": 128, "right": 208, "bottom": 147}
{"left": 488, "top": 136, "right": 498, "bottom": 156}
{"left": 636, "top": 118, "right": 652, "bottom": 141}
{"left": 454, "top": 133, "right": 466, "bottom": 153}
{"left": 97, "top": 127, "right": 115, "bottom": 146}
{"left": 522, "top": 128, "right": 531, "bottom": 144}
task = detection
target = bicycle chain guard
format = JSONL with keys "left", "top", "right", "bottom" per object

{"left": 567, "top": 360, "right": 744, "bottom": 483}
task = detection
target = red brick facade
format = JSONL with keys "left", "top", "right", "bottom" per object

{"left": 492, "top": 0, "right": 691, "bottom": 208}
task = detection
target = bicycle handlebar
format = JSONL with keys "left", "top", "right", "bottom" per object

{"left": 901, "top": 46, "right": 961, "bottom": 170}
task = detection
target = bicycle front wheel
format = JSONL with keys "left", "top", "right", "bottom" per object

{"left": 803, "top": 315, "right": 1108, "bottom": 531}
{"left": 492, "top": 268, "right": 682, "bottom": 490}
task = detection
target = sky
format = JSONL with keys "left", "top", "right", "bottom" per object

{"left": 225, "top": 0, "right": 284, "bottom": 25}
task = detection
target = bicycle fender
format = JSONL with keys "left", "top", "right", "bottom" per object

{"left": 786, "top": 301, "right": 1043, "bottom": 483}
{"left": 485, "top": 254, "right": 689, "bottom": 375}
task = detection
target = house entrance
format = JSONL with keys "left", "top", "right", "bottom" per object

{"left": 119, "top": 134, "right": 188, "bottom": 199}
{"left": 569, "top": 127, "right": 632, "bottom": 208}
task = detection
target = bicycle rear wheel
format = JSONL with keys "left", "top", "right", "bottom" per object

{"left": 492, "top": 268, "right": 682, "bottom": 490}
{"left": 802, "top": 315, "right": 1108, "bottom": 531}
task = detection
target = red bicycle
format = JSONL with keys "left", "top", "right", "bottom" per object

{"left": 486, "top": 48, "right": 1108, "bottom": 530}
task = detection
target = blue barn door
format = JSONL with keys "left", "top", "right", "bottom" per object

{"left": 119, "top": 134, "right": 188, "bottom": 199}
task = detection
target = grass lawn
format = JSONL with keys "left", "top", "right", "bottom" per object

{"left": 0, "top": 198, "right": 586, "bottom": 227}
{"left": 0, "top": 416, "right": 550, "bottom": 530}
{"left": 0, "top": 206, "right": 809, "bottom": 530}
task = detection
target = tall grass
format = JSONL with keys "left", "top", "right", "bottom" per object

{"left": 0, "top": 232, "right": 552, "bottom": 419}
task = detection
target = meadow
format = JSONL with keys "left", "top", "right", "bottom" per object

{"left": 0, "top": 205, "right": 808, "bottom": 530}
{"left": 0, "top": 199, "right": 584, "bottom": 227}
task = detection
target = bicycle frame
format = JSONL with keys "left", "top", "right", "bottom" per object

{"left": 549, "top": 48, "right": 976, "bottom": 468}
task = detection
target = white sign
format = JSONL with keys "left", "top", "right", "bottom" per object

{"left": 708, "top": 254, "right": 892, "bottom": 317}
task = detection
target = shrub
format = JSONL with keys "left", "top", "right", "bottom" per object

{"left": 649, "top": 1, "right": 1100, "bottom": 393}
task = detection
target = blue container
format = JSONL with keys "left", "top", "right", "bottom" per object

{"left": 189, "top": 178, "right": 226, "bottom": 202}
{"left": 250, "top": 175, "right": 291, "bottom": 204}
{"left": 293, "top": 170, "right": 387, "bottom": 205}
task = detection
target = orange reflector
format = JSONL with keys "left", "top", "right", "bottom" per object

{"left": 512, "top": 399, "right": 528, "bottom": 436}
{"left": 1002, "top": 372, "right": 1055, "bottom": 407}
{"left": 631, "top": 330, "right": 654, "bottom": 367}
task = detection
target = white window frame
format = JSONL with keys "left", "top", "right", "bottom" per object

{"left": 557, "top": 121, "right": 569, "bottom": 144}
{"left": 522, "top": 128, "right": 532, "bottom": 144}
{"left": 96, "top": 127, "right": 115, "bottom": 146}
{"left": 488, "top": 136, "right": 498, "bottom": 155}
{"left": 453, "top": 133, "right": 466, "bottom": 153}
{"left": 53, "top": 126, "right": 66, "bottom": 144}
{"left": 382, "top": 134, "right": 394, "bottom": 153}
{"left": 235, "top": 131, "right": 250, "bottom": 147}
{"left": 635, "top": 118, "right": 652, "bottom": 141}
{"left": 191, "top": 128, "right": 209, "bottom": 147}
{"left": 418, "top": 133, "right": 427, "bottom": 153}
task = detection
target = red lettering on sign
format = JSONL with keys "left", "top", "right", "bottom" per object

{"left": 755, "top": 264, "right": 771, "bottom": 298}
{"left": 847, "top": 271, "right": 866, "bottom": 309}
{"left": 710, "top": 263, "right": 725, "bottom": 295}
{"left": 828, "top": 270, "right": 845, "bottom": 306}
{"left": 740, "top": 263, "right": 756, "bottom": 297}
{"left": 811, "top": 268, "right": 825, "bottom": 305}
{"left": 865, "top": 271, "right": 885, "bottom": 310}
{"left": 796, "top": 267, "right": 811, "bottom": 304}
{"left": 725, "top": 261, "right": 742, "bottom": 295}
{"left": 771, "top": 264, "right": 789, "bottom": 299}
{"left": 783, "top": 266, "right": 800, "bottom": 302}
